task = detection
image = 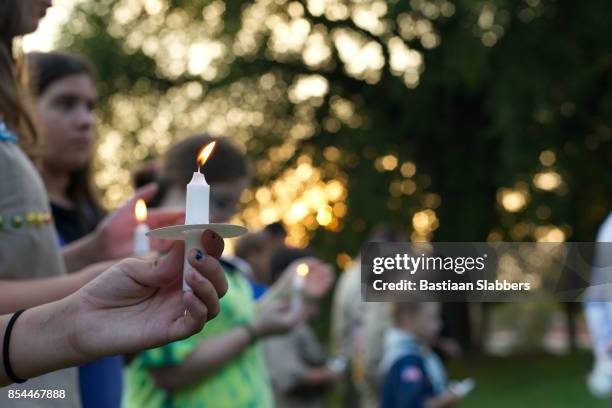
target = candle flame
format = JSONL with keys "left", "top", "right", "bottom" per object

{"left": 296, "top": 263, "right": 309, "bottom": 277}
{"left": 135, "top": 199, "right": 148, "bottom": 222}
{"left": 197, "top": 141, "right": 217, "bottom": 167}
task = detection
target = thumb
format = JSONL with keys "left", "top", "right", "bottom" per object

{"left": 130, "top": 241, "right": 184, "bottom": 288}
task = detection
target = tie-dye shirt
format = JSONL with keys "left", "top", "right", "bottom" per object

{"left": 123, "top": 261, "right": 274, "bottom": 408}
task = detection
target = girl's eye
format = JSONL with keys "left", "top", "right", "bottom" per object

{"left": 55, "top": 97, "right": 76, "bottom": 110}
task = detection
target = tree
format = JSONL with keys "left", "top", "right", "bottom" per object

{"left": 59, "top": 0, "right": 612, "bottom": 346}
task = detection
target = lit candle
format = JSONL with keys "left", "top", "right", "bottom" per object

{"left": 291, "top": 263, "right": 309, "bottom": 313}
{"left": 133, "top": 199, "right": 150, "bottom": 255}
{"left": 183, "top": 141, "right": 217, "bottom": 291}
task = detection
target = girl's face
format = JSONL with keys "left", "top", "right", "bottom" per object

{"left": 36, "top": 74, "right": 97, "bottom": 172}
{"left": 19, "top": 0, "right": 53, "bottom": 35}
{"left": 209, "top": 176, "right": 250, "bottom": 224}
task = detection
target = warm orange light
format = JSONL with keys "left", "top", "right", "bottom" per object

{"left": 296, "top": 263, "right": 309, "bottom": 277}
{"left": 197, "top": 141, "right": 217, "bottom": 167}
{"left": 135, "top": 199, "right": 147, "bottom": 222}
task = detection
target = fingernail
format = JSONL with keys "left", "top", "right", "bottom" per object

{"left": 195, "top": 249, "right": 204, "bottom": 261}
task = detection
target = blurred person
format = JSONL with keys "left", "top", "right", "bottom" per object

{"left": 26, "top": 50, "right": 124, "bottom": 408}
{"left": 264, "top": 221, "right": 288, "bottom": 248}
{"left": 234, "top": 231, "right": 272, "bottom": 299}
{"left": 331, "top": 224, "right": 406, "bottom": 408}
{"left": 27, "top": 51, "right": 103, "bottom": 245}
{"left": 380, "top": 303, "right": 462, "bottom": 408}
{"left": 264, "top": 245, "right": 339, "bottom": 408}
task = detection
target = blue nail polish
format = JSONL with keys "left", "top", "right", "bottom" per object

{"left": 195, "top": 250, "right": 204, "bottom": 261}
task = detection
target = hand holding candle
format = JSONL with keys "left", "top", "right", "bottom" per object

{"left": 145, "top": 140, "right": 247, "bottom": 290}
{"left": 183, "top": 141, "right": 216, "bottom": 291}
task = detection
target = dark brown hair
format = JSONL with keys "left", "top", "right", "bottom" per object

{"left": 27, "top": 51, "right": 95, "bottom": 96}
{"left": 162, "top": 134, "right": 249, "bottom": 185}
{"left": 27, "top": 51, "right": 104, "bottom": 228}
{"left": 234, "top": 232, "right": 267, "bottom": 260}
{"left": 0, "top": 0, "right": 37, "bottom": 153}
{"left": 137, "top": 134, "right": 249, "bottom": 206}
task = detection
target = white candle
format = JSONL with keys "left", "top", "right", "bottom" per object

{"left": 185, "top": 171, "right": 210, "bottom": 225}
{"left": 133, "top": 199, "right": 150, "bottom": 254}
{"left": 183, "top": 141, "right": 216, "bottom": 291}
{"left": 291, "top": 263, "right": 309, "bottom": 313}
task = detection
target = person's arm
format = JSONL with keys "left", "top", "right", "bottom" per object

{"left": 62, "top": 183, "right": 184, "bottom": 273}
{"left": 425, "top": 392, "right": 461, "bottom": 408}
{"left": 0, "top": 232, "right": 227, "bottom": 387}
{"left": 297, "top": 366, "right": 339, "bottom": 387}
{"left": 150, "top": 300, "right": 301, "bottom": 392}
{"left": 0, "top": 261, "right": 113, "bottom": 314}
{"left": 150, "top": 326, "right": 253, "bottom": 391}
{"left": 0, "top": 300, "right": 85, "bottom": 385}
{"left": 61, "top": 232, "right": 105, "bottom": 273}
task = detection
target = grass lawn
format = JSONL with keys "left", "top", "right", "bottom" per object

{"left": 447, "top": 352, "right": 607, "bottom": 407}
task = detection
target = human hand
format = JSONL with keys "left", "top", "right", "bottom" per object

{"left": 93, "top": 183, "right": 185, "bottom": 260}
{"left": 252, "top": 299, "right": 302, "bottom": 337}
{"left": 66, "top": 230, "right": 227, "bottom": 360}
{"left": 284, "top": 258, "right": 334, "bottom": 299}
{"left": 436, "top": 337, "right": 462, "bottom": 359}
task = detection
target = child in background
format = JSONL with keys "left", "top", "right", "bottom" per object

{"left": 27, "top": 51, "right": 122, "bottom": 408}
{"left": 380, "top": 302, "right": 462, "bottom": 408}
{"left": 233, "top": 232, "right": 272, "bottom": 298}
{"left": 263, "top": 221, "right": 288, "bottom": 248}
{"left": 264, "top": 246, "right": 339, "bottom": 408}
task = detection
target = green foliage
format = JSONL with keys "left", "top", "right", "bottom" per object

{"left": 59, "top": 0, "right": 612, "bottom": 264}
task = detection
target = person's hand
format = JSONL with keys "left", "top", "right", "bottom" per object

{"left": 93, "top": 183, "right": 185, "bottom": 260}
{"left": 436, "top": 337, "right": 462, "bottom": 359}
{"left": 66, "top": 230, "right": 227, "bottom": 360}
{"left": 252, "top": 299, "right": 302, "bottom": 337}
{"left": 284, "top": 258, "right": 334, "bottom": 299}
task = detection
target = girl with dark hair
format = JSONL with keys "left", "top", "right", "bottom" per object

{"left": 26, "top": 51, "right": 119, "bottom": 408}
{"left": 27, "top": 51, "right": 104, "bottom": 244}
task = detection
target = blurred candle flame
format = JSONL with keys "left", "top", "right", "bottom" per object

{"left": 296, "top": 263, "right": 309, "bottom": 277}
{"left": 135, "top": 199, "right": 148, "bottom": 222}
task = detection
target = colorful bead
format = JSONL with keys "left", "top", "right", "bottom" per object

{"left": 0, "top": 212, "right": 52, "bottom": 229}
{"left": 26, "top": 212, "right": 38, "bottom": 225}
{"left": 11, "top": 215, "right": 23, "bottom": 228}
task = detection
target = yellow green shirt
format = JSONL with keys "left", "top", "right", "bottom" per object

{"left": 123, "top": 262, "right": 274, "bottom": 408}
